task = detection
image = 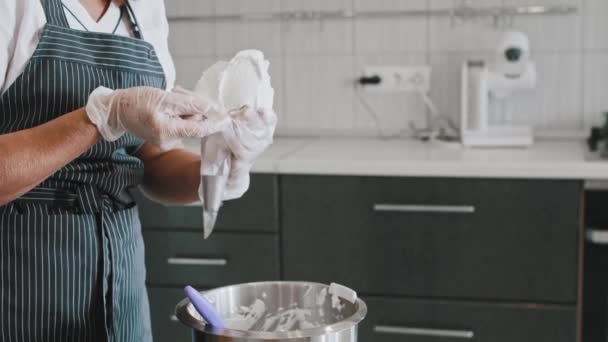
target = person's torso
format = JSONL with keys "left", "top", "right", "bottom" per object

{"left": 0, "top": 0, "right": 176, "bottom": 95}
{"left": 0, "top": 0, "right": 167, "bottom": 202}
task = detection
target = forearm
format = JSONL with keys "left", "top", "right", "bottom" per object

{"left": 139, "top": 145, "right": 201, "bottom": 205}
{"left": 0, "top": 108, "right": 101, "bottom": 205}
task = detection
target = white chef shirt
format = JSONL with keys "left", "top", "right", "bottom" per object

{"left": 0, "top": 0, "right": 176, "bottom": 95}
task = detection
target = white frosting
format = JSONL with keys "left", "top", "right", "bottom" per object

{"left": 219, "top": 285, "right": 351, "bottom": 333}
{"left": 223, "top": 299, "right": 267, "bottom": 331}
{"left": 194, "top": 49, "right": 274, "bottom": 113}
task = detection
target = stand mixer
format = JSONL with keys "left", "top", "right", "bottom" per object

{"left": 461, "top": 31, "right": 537, "bottom": 148}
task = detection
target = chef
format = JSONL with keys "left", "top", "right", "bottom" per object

{"left": 0, "top": 0, "right": 273, "bottom": 340}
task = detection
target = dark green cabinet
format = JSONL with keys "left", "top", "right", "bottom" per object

{"left": 281, "top": 176, "right": 582, "bottom": 303}
{"left": 144, "top": 231, "right": 280, "bottom": 288}
{"left": 136, "top": 175, "right": 281, "bottom": 342}
{"left": 138, "top": 174, "right": 584, "bottom": 342}
{"left": 148, "top": 287, "right": 193, "bottom": 342}
{"left": 360, "top": 296, "right": 576, "bottom": 342}
{"left": 583, "top": 190, "right": 608, "bottom": 342}
{"left": 136, "top": 174, "right": 279, "bottom": 232}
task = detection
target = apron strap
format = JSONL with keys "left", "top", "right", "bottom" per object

{"left": 42, "top": 0, "right": 143, "bottom": 39}
{"left": 16, "top": 186, "right": 134, "bottom": 214}
{"left": 123, "top": 1, "right": 144, "bottom": 39}
{"left": 41, "top": 0, "right": 71, "bottom": 28}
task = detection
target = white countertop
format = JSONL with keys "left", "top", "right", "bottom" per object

{"left": 185, "top": 137, "right": 608, "bottom": 181}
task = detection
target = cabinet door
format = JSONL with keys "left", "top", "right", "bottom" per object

{"left": 144, "top": 231, "right": 280, "bottom": 288}
{"left": 583, "top": 190, "right": 608, "bottom": 342}
{"left": 359, "top": 297, "right": 576, "bottom": 342}
{"left": 281, "top": 175, "right": 582, "bottom": 303}
{"left": 136, "top": 174, "right": 278, "bottom": 232}
{"left": 148, "top": 287, "right": 192, "bottom": 342}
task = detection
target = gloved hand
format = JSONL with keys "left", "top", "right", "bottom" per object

{"left": 86, "top": 86, "right": 230, "bottom": 150}
{"left": 222, "top": 106, "right": 278, "bottom": 200}
{"left": 199, "top": 106, "right": 277, "bottom": 201}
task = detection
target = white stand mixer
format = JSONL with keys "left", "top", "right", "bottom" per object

{"left": 461, "top": 31, "right": 537, "bottom": 148}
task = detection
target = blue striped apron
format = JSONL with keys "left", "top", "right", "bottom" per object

{"left": 0, "top": 0, "right": 166, "bottom": 341}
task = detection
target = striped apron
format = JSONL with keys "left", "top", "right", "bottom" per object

{"left": 0, "top": 0, "right": 166, "bottom": 341}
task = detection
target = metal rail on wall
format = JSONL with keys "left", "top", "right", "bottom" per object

{"left": 167, "top": 4, "right": 577, "bottom": 23}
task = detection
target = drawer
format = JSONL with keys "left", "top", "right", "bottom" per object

{"left": 359, "top": 297, "right": 576, "bottom": 342}
{"left": 148, "top": 287, "right": 192, "bottom": 342}
{"left": 282, "top": 176, "right": 582, "bottom": 303}
{"left": 583, "top": 238, "right": 608, "bottom": 342}
{"left": 144, "top": 231, "right": 280, "bottom": 287}
{"left": 583, "top": 190, "right": 608, "bottom": 342}
{"left": 136, "top": 174, "right": 278, "bottom": 232}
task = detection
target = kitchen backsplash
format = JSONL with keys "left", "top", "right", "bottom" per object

{"left": 166, "top": 0, "right": 607, "bottom": 137}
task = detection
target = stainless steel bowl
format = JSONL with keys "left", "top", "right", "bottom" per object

{"left": 175, "top": 281, "right": 367, "bottom": 342}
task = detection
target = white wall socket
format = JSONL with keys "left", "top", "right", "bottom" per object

{"left": 361, "top": 65, "right": 431, "bottom": 93}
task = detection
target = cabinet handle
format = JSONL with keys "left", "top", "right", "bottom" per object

{"left": 586, "top": 228, "right": 608, "bottom": 245}
{"left": 166, "top": 257, "right": 228, "bottom": 266}
{"left": 170, "top": 315, "right": 179, "bottom": 323}
{"left": 373, "top": 204, "right": 475, "bottom": 214}
{"left": 374, "top": 325, "right": 474, "bottom": 339}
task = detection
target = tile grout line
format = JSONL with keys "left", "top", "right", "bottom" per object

{"left": 580, "top": 0, "right": 588, "bottom": 130}
{"left": 279, "top": 0, "right": 289, "bottom": 132}
{"left": 350, "top": 0, "right": 357, "bottom": 131}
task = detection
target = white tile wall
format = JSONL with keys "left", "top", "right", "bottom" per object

{"left": 584, "top": 52, "right": 608, "bottom": 128}
{"left": 282, "top": 21, "right": 354, "bottom": 56}
{"left": 429, "top": 0, "right": 505, "bottom": 53}
{"left": 510, "top": 0, "right": 583, "bottom": 52}
{"left": 283, "top": 56, "right": 356, "bottom": 131}
{"left": 354, "top": 0, "right": 428, "bottom": 55}
{"left": 168, "top": 22, "right": 216, "bottom": 57}
{"left": 172, "top": 56, "right": 217, "bottom": 90}
{"left": 165, "top": 0, "right": 213, "bottom": 17}
{"left": 582, "top": 0, "right": 608, "bottom": 128}
{"left": 355, "top": 54, "right": 428, "bottom": 132}
{"left": 429, "top": 52, "right": 493, "bottom": 123}
{"left": 166, "top": 0, "right": 607, "bottom": 137}
{"left": 505, "top": 52, "right": 584, "bottom": 129}
{"left": 584, "top": 0, "right": 608, "bottom": 50}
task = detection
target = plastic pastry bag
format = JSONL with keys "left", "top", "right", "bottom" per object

{"left": 193, "top": 50, "right": 275, "bottom": 239}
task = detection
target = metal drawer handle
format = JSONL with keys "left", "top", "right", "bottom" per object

{"left": 586, "top": 228, "right": 608, "bottom": 245}
{"left": 170, "top": 315, "right": 179, "bottom": 323}
{"left": 374, "top": 325, "right": 474, "bottom": 339}
{"left": 373, "top": 204, "right": 475, "bottom": 214}
{"left": 166, "top": 257, "right": 228, "bottom": 267}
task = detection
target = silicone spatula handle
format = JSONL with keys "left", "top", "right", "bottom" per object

{"left": 184, "top": 286, "right": 225, "bottom": 328}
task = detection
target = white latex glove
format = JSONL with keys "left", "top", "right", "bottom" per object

{"left": 86, "top": 86, "right": 230, "bottom": 150}
{"left": 222, "top": 106, "right": 278, "bottom": 200}
{"left": 198, "top": 106, "right": 276, "bottom": 201}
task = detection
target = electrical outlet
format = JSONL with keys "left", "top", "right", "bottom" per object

{"left": 361, "top": 66, "right": 431, "bottom": 93}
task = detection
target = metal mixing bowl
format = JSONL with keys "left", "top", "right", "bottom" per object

{"left": 175, "top": 281, "right": 367, "bottom": 342}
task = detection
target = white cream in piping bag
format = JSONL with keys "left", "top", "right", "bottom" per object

{"left": 194, "top": 50, "right": 274, "bottom": 239}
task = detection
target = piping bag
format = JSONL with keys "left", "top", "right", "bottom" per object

{"left": 193, "top": 50, "right": 275, "bottom": 239}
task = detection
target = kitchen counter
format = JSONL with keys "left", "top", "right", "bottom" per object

{"left": 185, "top": 137, "right": 608, "bottom": 181}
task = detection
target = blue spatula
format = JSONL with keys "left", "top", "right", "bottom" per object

{"left": 184, "top": 286, "right": 225, "bottom": 328}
